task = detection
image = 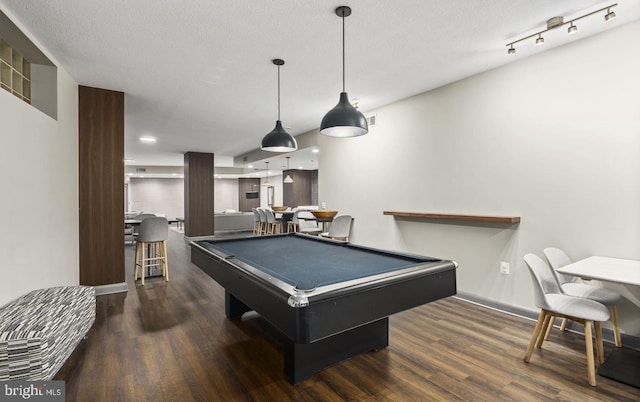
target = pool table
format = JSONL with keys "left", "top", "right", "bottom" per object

{"left": 190, "top": 233, "right": 457, "bottom": 383}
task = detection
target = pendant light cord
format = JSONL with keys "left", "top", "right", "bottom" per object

{"left": 277, "top": 65, "right": 281, "bottom": 120}
{"left": 342, "top": 13, "right": 346, "bottom": 92}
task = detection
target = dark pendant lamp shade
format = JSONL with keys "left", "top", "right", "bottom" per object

{"left": 262, "top": 120, "right": 297, "bottom": 151}
{"left": 320, "top": 6, "right": 368, "bottom": 138}
{"left": 320, "top": 92, "right": 367, "bottom": 137}
{"left": 261, "top": 59, "right": 298, "bottom": 152}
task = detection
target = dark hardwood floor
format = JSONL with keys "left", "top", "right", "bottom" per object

{"left": 56, "top": 229, "right": 640, "bottom": 401}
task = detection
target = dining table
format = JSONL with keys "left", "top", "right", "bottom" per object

{"left": 556, "top": 256, "right": 640, "bottom": 388}
{"left": 275, "top": 211, "right": 295, "bottom": 233}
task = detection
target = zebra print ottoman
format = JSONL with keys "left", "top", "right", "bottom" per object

{"left": 0, "top": 286, "right": 96, "bottom": 381}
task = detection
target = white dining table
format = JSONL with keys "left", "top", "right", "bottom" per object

{"left": 556, "top": 256, "right": 640, "bottom": 286}
{"left": 557, "top": 256, "right": 640, "bottom": 307}
{"left": 557, "top": 255, "right": 640, "bottom": 388}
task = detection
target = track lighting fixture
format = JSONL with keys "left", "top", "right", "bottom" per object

{"left": 506, "top": 3, "right": 617, "bottom": 55}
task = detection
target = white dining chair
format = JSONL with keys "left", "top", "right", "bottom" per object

{"left": 287, "top": 209, "right": 300, "bottom": 233}
{"left": 523, "top": 253, "right": 609, "bottom": 386}
{"left": 297, "top": 211, "right": 322, "bottom": 235}
{"left": 320, "top": 215, "right": 353, "bottom": 241}
{"left": 543, "top": 247, "right": 623, "bottom": 347}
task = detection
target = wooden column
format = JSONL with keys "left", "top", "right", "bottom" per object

{"left": 184, "top": 152, "right": 215, "bottom": 237}
{"left": 78, "top": 86, "right": 124, "bottom": 286}
{"left": 238, "top": 178, "right": 260, "bottom": 212}
{"left": 283, "top": 170, "right": 314, "bottom": 208}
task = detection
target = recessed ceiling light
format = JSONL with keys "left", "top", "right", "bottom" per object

{"left": 139, "top": 136, "right": 156, "bottom": 143}
{"left": 123, "top": 158, "right": 134, "bottom": 163}
{"left": 298, "top": 166, "right": 304, "bottom": 169}
{"left": 312, "top": 149, "right": 320, "bottom": 153}
{"left": 248, "top": 164, "right": 254, "bottom": 169}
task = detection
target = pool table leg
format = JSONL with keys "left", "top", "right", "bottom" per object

{"left": 284, "top": 317, "right": 389, "bottom": 384}
{"left": 225, "top": 291, "right": 253, "bottom": 319}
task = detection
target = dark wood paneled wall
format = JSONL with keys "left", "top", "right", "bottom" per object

{"left": 78, "top": 86, "right": 124, "bottom": 286}
{"left": 283, "top": 170, "right": 314, "bottom": 208}
{"left": 238, "top": 178, "right": 260, "bottom": 212}
{"left": 184, "top": 152, "right": 215, "bottom": 237}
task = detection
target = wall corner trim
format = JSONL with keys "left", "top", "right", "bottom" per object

{"left": 94, "top": 282, "right": 128, "bottom": 296}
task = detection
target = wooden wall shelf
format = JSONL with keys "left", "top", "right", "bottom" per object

{"left": 383, "top": 211, "right": 520, "bottom": 224}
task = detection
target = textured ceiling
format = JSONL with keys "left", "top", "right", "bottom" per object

{"left": 2, "top": 0, "right": 639, "bottom": 169}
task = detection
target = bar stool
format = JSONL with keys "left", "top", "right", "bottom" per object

{"left": 134, "top": 217, "right": 169, "bottom": 286}
{"left": 264, "top": 208, "right": 280, "bottom": 234}
{"left": 257, "top": 208, "right": 268, "bottom": 235}
{"left": 251, "top": 208, "right": 261, "bottom": 235}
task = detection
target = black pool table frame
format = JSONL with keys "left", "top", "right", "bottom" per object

{"left": 190, "top": 234, "right": 457, "bottom": 383}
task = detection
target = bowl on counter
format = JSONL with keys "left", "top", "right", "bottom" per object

{"left": 272, "top": 206, "right": 288, "bottom": 212}
{"left": 311, "top": 210, "right": 338, "bottom": 219}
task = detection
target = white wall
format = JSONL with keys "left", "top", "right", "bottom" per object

{"left": 127, "top": 178, "right": 242, "bottom": 216}
{"left": 319, "top": 22, "right": 640, "bottom": 335}
{"left": 0, "top": 53, "right": 78, "bottom": 305}
{"left": 260, "top": 175, "right": 283, "bottom": 207}
{"left": 128, "top": 178, "right": 184, "bottom": 219}
{"left": 215, "top": 178, "right": 240, "bottom": 212}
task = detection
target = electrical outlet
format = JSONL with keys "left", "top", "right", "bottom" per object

{"left": 500, "top": 262, "right": 510, "bottom": 275}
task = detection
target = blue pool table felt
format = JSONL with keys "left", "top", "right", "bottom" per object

{"left": 200, "top": 235, "right": 437, "bottom": 290}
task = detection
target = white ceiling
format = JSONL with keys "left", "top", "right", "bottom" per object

{"left": 2, "top": 0, "right": 639, "bottom": 172}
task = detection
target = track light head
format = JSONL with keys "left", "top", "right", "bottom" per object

{"left": 605, "top": 8, "right": 616, "bottom": 22}
{"left": 535, "top": 35, "right": 544, "bottom": 46}
{"left": 568, "top": 23, "right": 578, "bottom": 35}
{"left": 507, "top": 45, "right": 515, "bottom": 55}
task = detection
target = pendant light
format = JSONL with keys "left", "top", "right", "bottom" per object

{"left": 261, "top": 59, "right": 298, "bottom": 152}
{"left": 261, "top": 161, "right": 271, "bottom": 186}
{"left": 320, "top": 6, "right": 368, "bottom": 138}
{"left": 283, "top": 156, "right": 293, "bottom": 184}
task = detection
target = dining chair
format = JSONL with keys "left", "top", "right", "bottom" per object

{"left": 523, "top": 253, "right": 609, "bottom": 386}
{"left": 134, "top": 213, "right": 156, "bottom": 220}
{"left": 134, "top": 217, "right": 169, "bottom": 286}
{"left": 297, "top": 211, "right": 322, "bottom": 236}
{"left": 287, "top": 209, "right": 300, "bottom": 233}
{"left": 543, "top": 247, "right": 623, "bottom": 347}
{"left": 320, "top": 215, "right": 353, "bottom": 241}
